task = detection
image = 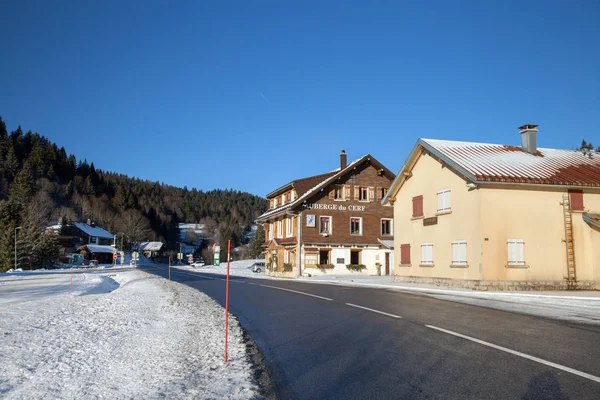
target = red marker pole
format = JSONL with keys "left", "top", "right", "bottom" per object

{"left": 224, "top": 239, "right": 231, "bottom": 363}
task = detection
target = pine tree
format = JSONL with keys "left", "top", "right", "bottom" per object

{"left": 249, "top": 225, "right": 265, "bottom": 259}
{"left": 4, "top": 145, "right": 18, "bottom": 182}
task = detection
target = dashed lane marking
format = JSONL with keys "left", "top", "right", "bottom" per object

{"left": 345, "top": 303, "right": 402, "bottom": 319}
{"left": 426, "top": 325, "right": 600, "bottom": 384}
{"left": 258, "top": 284, "right": 333, "bottom": 301}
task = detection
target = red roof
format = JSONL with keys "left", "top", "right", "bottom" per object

{"left": 423, "top": 139, "right": 600, "bottom": 187}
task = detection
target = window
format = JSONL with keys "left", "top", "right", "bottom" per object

{"left": 380, "top": 187, "right": 388, "bottom": 199}
{"left": 359, "top": 187, "right": 368, "bottom": 201}
{"left": 285, "top": 192, "right": 291, "bottom": 203}
{"left": 286, "top": 217, "right": 293, "bottom": 237}
{"left": 451, "top": 240, "right": 467, "bottom": 266}
{"left": 400, "top": 244, "right": 411, "bottom": 265}
{"left": 284, "top": 250, "right": 290, "bottom": 263}
{"left": 281, "top": 194, "right": 285, "bottom": 204}
{"left": 319, "top": 250, "right": 330, "bottom": 265}
{"left": 276, "top": 219, "right": 283, "bottom": 238}
{"left": 569, "top": 191, "right": 584, "bottom": 211}
{"left": 305, "top": 253, "right": 317, "bottom": 265}
{"left": 507, "top": 239, "right": 525, "bottom": 266}
{"left": 381, "top": 219, "right": 393, "bottom": 236}
{"left": 350, "top": 250, "right": 360, "bottom": 265}
{"left": 421, "top": 242, "right": 433, "bottom": 266}
{"left": 412, "top": 196, "right": 423, "bottom": 218}
{"left": 350, "top": 217, "right": 362, "bottom": 235}
{"left": 268, "top": 223, "right": 274, "bottom": 240}
{"left": 319, "top": 216, "right": 332, "bottom": 235}
{"left": 437, "top": 189, "right": 451, "bottom": 213}
{"left": 334, "top": 185, "right": 344, "bottom": 200}
{"left": 274, "top": 198, "right": 278, "bottom": 207}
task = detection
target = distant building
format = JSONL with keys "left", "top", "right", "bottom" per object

{"left": 257, "top": 151, "right": 396, "bottom": 277}
{"left": 383, "top": 124, "right": 600, "bottom": 290}
{"left": 139, "top": 241, "right": 164, "bottom": 258}
{"left": 48, "top": 219, "right": 115, "bottom": 263}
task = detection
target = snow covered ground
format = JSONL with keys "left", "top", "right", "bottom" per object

{"left": 178, "top": 259, "right": 268, "bottom": 278}
{"left": 0, "top": 270, "right": 261, "bottom": 399}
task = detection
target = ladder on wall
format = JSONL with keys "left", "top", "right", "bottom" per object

{"left": 561, "top": 193, "right": 577, "bottom": 289}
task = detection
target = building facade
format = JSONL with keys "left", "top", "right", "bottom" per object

{"left": 257, "top": 151, "right": 396, "bottom": 277}
{"left": 383, "top": 125, "right": 600, "bottom": 290}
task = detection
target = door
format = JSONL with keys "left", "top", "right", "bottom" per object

{"left": 385, "top": 252, "right": 390, "bottom": 275}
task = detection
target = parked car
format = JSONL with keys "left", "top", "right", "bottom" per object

{"left": 251, "top": 261, "right": 265, "bottom": 273}
{"left": 191, "top": 260, "right": 205, "bottom": 267}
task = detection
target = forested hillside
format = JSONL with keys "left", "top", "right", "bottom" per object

{"left": 0, "top": 117, "right": 266, "bottom": 271}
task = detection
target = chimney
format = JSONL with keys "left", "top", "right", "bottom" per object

{"left": 519, "top": 124, "right": 538, "bottom": 154}
{"left": 87, "top": 218, "right": 92, "bottom": 226}
{"left": 340, "top": 150, "right": 347, "bottom": 170}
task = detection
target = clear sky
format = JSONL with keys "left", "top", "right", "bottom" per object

{"left": 1, "top": 1, "right": 599, "bottom": 197}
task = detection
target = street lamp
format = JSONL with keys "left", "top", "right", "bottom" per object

{"left": 14, "top": 226, "right": 22, "bottom": 269}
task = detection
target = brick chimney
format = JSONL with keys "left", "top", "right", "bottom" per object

{"left": 87, "top": 218, "right": 92, "bottom": 226}
{"left": 340, "top": 150, "right": 347, "bottom": 170}
{"left": 519, "top": 124, "right": 538, "bottom": 154}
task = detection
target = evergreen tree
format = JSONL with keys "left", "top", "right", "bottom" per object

{"left": 249, "top": 225, "right": 265, "bottom": 259}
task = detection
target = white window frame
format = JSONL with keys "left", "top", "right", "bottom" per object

{"left": 284, "top": 250, "right": 290, "bottom": 264}
{"left": 437, "top": 189, "right": 451, "bottom": 213}
{"left": 349, "top": 216, "right": 363, "bottom": 236}
{"left": 286, "top": 217, "right": 293, "bottom": 237}
{"left": 305, "top": 253, "right": 317, "bottom": 265}
{"left": 334, "top": 185, "right": 345, "bottom": 201}
{"left": 276, "top": 219, "right": 283, "bottom": 238}
{"left": 359, "top": 186, "right": 369, "bottom": 202}
{"left": 319, "top": 216, "right": 332, "bottom": 235}
{"left": 507, "top": 239, "right": 525, "bottom": 266}
{"left": 381, "top": 218, "right": 393, "bottom": 236}
{"left": 421, "top": 242, "right": 434, "bottom": 266}
{"left": 268, "top": 222, "right": 274, "bottom": 240}
{"left": 451, "top": 240, "right": 467, "bottom": 266}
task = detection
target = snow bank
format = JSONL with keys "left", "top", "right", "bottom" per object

{"left": 0, "top": 270, "right": 260, "bottom": 399}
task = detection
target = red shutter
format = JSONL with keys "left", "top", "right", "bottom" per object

{"left": 412, "top": 195, "right": 423, "bottom": 217}
{"left": 569, "top": 191, "right": 584, "bottom": 211}
{"left": 400, "top": 244, "right": 411, "bottom": 265}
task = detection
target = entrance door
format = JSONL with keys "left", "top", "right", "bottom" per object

{"left": 385, "top": 253, "right": 390, "bottom": 275}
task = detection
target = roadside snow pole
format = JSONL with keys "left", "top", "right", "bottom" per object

{"left": 70, "top": 268, "right": 73, "bottom": 295}
{"left": 169, "top": 255, "right": 171, "bottom": 281}
{"left": 224, "top": 239, "right": 231, "bottom": 363}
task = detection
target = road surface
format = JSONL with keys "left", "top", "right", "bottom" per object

{"left": 141, "top": 265, "right": 600, "bottom": 399}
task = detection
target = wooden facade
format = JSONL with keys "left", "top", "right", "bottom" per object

{"left": 257, "top": 152, "right": 396, "bottom": 277}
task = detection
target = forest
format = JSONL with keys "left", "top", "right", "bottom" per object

{"left": 0, "top": 116, "right": 266, "bottom": 271}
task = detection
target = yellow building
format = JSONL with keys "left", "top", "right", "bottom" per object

{"left": 383, "top": 125, "right": 600, "bottom": 290}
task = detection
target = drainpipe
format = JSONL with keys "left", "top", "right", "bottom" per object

{"left": 287, "top": 210, "right": 303, "bottom": 278}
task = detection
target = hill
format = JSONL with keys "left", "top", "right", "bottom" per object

{"left": 0, "top": 116, "right": 266, "bottom": 271}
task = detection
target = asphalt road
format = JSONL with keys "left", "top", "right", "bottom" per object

{"left": 141, "top": 265, "right": 600, "bottom": 400}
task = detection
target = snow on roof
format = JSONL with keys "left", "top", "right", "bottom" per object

{"left": 257, "top": 155, "right": 369, "bottom": 222}
{"left": 73, "top": 222, "right": 114, "bottom": 239}
{"left": 422, "top": 139, "right": 600, "bottom": 187}
{"left": 85, "top": 245, "right": 116, "bottom": 254}
{"left": 377, "top": 239, "right": 394, "bottom": 249}
{"left": 139, "top": 242, "right": 164, "bottom": 251}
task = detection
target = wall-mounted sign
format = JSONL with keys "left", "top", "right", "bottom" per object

{"left": 306, "top": 214, "right": 316, "bottom": 227}
{"left": 303, "top": 203, "right": 367, "bottom": 212}
{"left": 423, "top": 217, "right": 438, "bottom": 226}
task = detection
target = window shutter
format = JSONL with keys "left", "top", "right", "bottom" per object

{"left": 569, "top": 191, "right": 584, "bottom": 211}
{"left": 412, "top": 196, "right": 423, "bottom": 217}
{"left": 354, "top": 186, "right": 359, "bottom": 200}
{"left": 368, "top": 187, "right": 375, "bottom": 202}
{"left": 376, "top": 187, "right": 382, "bottom": 201}
{"left": 517, "top": 241, "right": 525, "bottom": 264}
{"left": 400, "top": 244, "right": 410, "bottom": 265}
{"left": 507, "top": 239, "right": 525, "bottom": 265}
{"left": 437, "top": 192, "right": 444, "bottom": 212}
{"left": 445, "top": 191, "right": 451, "bottom": 210}
{"left": 345, "top": 185, "right": 351, "bottom": 199}
{"left": 329, "top": 188, "right": 335, "bottom": 200}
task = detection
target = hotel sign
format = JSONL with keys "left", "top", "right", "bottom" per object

{"left": 303, "top": 203, "right": 367, "bottom": 212}
{"left": 423, "top": 216, "right": 438, "bottom": 226}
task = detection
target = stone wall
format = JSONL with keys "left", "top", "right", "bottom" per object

{"left": 394, "top": 275, "right": 597, "bottom": 291}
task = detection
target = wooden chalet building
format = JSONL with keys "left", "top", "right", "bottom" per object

{"left": 257, "top": 151, "right": 396, "bottom": 277}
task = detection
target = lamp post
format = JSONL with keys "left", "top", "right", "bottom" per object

{"left": 14, "top": 226, "right": 22, "bottom": 269}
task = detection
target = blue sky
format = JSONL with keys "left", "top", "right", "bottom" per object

{"left": 1, "top": 1, "right": 599, "bottom": 196}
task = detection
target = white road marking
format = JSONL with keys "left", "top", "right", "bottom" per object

{"left": 259, "top": 284, "right": 333, "bottom": 301}
{"left": 345, "top": 303, "right": 402, "bottom": 319}
{"left": 426, "top": 325, "right": 600, "bottom": 384}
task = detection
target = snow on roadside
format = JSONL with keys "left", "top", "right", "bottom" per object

{"left": 179, "top": 259, "right": 268, "bottom": 278}
{"left": 0, "top": 270, "right": 260, "bottom": 399}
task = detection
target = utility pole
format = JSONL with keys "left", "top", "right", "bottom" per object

{"left": 296, "top": 212, "right": 302, "bottom": 278}
{"left": 14, "top": 226, "right": 21, "bottom": 270}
